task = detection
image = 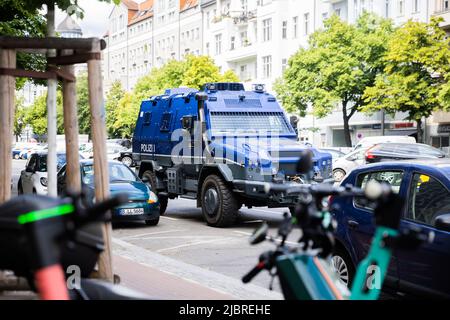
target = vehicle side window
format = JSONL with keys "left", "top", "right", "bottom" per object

{"left": 354, "top": 170, "right": 404, "bottom": 210}
{"left": 407, "top": 173, "right": 450, "bottom": 226}
{"left": 160, "top": 112, "right": 172, "bottom": 132}
{"left": 26, "top": 155, "right": 37, "bottom": 172}
{"left": 143, "top": 112, "right": 151, "bottom": 125}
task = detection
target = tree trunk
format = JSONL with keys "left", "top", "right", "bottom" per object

{"left": 416, "top": 118, "right": 423, "bottom": 143}
{"left": 342, "top": 101, "right": 352, "bottom": 147}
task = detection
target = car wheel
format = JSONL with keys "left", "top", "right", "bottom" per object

{"left": 17, "top": 179, "right": 23, "bottom": 195}
{"left": 32, "top": 188, "right": 37, "bottom": 194}
{"left": 145, "top": 216, "right": 159, "bottom": 226}
{"left": 331, "top": 246, "right": 355, "bottom": 287}
{"left": 121, "top": 156, "right": 133, "bottom": 167}
{"left": 14, "top": 154, "right": 20, "bottom": 160}
{"left": 333, "top": 169, "right": 346, "bottom": 182}
{"left": 201, "top": 175, "right": 238, "bottom": 228}
{"left": 143, "top": 171, "right": 168, "bottom": 216}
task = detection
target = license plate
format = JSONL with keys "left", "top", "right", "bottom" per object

{"left": 121, "top": 208, "right": 145, "bottom": 215}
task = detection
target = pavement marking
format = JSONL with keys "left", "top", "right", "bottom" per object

{"left": 119, "top": 229, "right": 186, "bottom": 240}
{"left": 112, "top": 237, "right": 283, "bottom": 300}
{"left": 156, "top": 237, "right": 233, "bottom": 253}
{"left": 161, "top": 216, "right": 179, "bottom": 221}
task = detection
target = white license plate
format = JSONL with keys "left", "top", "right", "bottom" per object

{"left": 121, "top": 208, "right": 145, "bottom": 215}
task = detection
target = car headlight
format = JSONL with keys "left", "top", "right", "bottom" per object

{"left": 40, "top": 177, "right": 47, "bottom": 187}
{"left": 147, "top": 191, "right": 158, "bottom": 204}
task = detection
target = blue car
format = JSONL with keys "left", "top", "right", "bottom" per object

{"left": 57, "top": 159, "right": 160, "bottom": 226}
{"left": 331, "top": 159, "right": 450, "bottom": 298}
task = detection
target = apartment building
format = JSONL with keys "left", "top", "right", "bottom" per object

{"left": 102, "top": 0, "right": 202, "bottom": 91}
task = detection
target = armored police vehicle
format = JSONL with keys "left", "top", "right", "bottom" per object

{"left": 133, "top": 83, "right": 332, "bottom": 227}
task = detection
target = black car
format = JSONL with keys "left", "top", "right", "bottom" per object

{"left": 365, "top": 143, "right": 446, "bottom": 163}
{"left": 117, "top": 148, "right": 134, "bottom": 167}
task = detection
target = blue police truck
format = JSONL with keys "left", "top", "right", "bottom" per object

{"left": 132, "top": 83, "right": 332, "bottom": 227}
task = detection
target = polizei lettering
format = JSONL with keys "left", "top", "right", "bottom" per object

{"left": 140, "top": 143, "right": 155, "bottom": 153}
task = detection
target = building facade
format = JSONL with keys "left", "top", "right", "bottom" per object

{"left": 102, "top": 0, "right": 450, "bottom": 148}
{"left": 102, "top": 0, "right": 202, "bottom": 91}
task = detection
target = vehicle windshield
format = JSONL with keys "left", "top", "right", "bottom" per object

{"left": 81, "top": 162, "right": 138, "bottom": 184}
{"left": 209, "top": 112, "right": 294, "bottom": 135}
{"left": 107, "top": 144, "right": 127, "bottom": 154}
{"left": 38, "top": 154, "right": 71, "bottom": 172}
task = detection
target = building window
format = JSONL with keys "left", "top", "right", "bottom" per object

{"left": 240, "top": 65, "right": 248, "bottom": 80}
{"left": 282, "top": 21, "right": 287, "bottom": 39}
{"left": 292, "top": 16, "right": 298, "bottom": 38}
{"left": 304, "top": 13, "right": 310, "bottom": 35}
{"left": 230, "top": 36, "right": 235, "bottom": 50}
{"left": 432, "top": 136, "right": 450, "bottom": 148}
{"left": 282, "top": 58, "right": 288, "bottom": 73}
{"left": 215, "top": 34, "right": 222, "bottom": 55}
{"left": 262, "top": 18, "right": 272, "bottom": 42}
{"left": 335, "top": 8, "right": 341, "bottom": 17}
{"left": 206, "top": 42, "right": 210, "bottom": 55}
{"left": 240, "top": 31, "right": 248, "bottom": 46}
{"left": 385, "top": 0, "right": 389, "bottom": 17}
{"left": 445, "top": 0, "right": 450, "bottom": 11}
{"left": 262, "top": 55, "right": 272, "bottom": 78}
{"left": 412, "top": 0, "right": 420, "bottom": 12}
{"left": 398, "top": 0, "right": 405, "bottom": 16}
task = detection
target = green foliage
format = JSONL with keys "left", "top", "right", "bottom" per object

{"left": 362, "top": 17, "right": 450, "bottom": 123}
{"left": 14, "top": 96, "right": 27, "bottom": 138}
{"left": 25, "top": 90, "right": 65, "bottom": 136}
{"left": 75, "top": 72, "right": 91, "bottom": 134}
{"left": 274, "top": 13, "right": 394, "bottom": 146}
{"left": 110, "top": 92, "right": 138, "bottom": 138}
{"left": 105, "top": 80, "right": 126, "bottom": 137}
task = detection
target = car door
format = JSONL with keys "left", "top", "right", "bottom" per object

{"left": 56, "top": 165, "right": 67, "bottom": 195}
{"left": 346, "top": 169, "right": 407, "bottom": 288}
{"left": 397, "top": 172, "right": 450, "bottom": 298}
{"left": 22, "top": 154, "right": 37, "bottom": 193}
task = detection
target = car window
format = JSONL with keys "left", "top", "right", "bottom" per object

{"left": 407, "top": 173, "right": 450, "bottom": 226}
{"left": 355, "top": 170, "right": 404, "bottom": 210}
{"left": 27, "top": 155, "right": 37, "bottom": 171}
{"left": 81, "top": 163, "right": 137, "bottom": 185}
{"left": 416, "top": 144, "right": 444, "bottom": 157}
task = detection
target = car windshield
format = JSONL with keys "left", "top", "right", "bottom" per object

{"left": 81, "top": 162, "right": 138, "bottom": 184}
{"left": 209, "top": 112, "right": 294, "bottom": 135}
{"left": 38, "top": 154, "right": 70, "bottom": 172}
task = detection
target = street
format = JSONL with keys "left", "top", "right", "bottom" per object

{"left": 11, "top": 160, "right": 287, "bottom": 299}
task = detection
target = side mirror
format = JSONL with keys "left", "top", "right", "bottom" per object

{"left": 249, "top": 222, "right": 269, "bottom": 245}
{"left": 181, "top": 115, "right": 195, "bottom": 131}
{"left": 296, "top": 150, "right": 314, "bottom": 174}
{"left": 434, "top": 214, "right": 450, "bottom": 232}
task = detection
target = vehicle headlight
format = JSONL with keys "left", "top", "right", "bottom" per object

{"left": 40, "top": 177, "right": 47, "bottom": 187}
{"left": 147, "top": 191, "right": 158, "bottom": 204}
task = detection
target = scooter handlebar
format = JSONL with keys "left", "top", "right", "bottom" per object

{"left": 242, "top": 261, "right": 266, "bottom": 284}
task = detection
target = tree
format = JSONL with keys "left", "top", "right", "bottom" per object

{"left": 105, "top": 80, "right": 125, "bottom": 138}
{"left": 274, "top": 13, "right": 394, "bottom": 147}
{"left": 14, "top": 97, "right": 28, "bottom": 141}
{"left": 362, "top": 17, "right": 450, "bottom": 143}
{"left": 75, "top": 72, "right": 91, "bottom": 134}
{"left": 111, "top": 92, "right": 138, "bottom": 138}
{"left": 25, "top": 91, "right": 65, "bottom": 136}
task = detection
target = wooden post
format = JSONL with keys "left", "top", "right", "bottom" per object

{"left": 46, "top": 3, "right": 58, "bottom": 197}
{"left": 87, "top": 39, "right": 113, "bottom": 282}
{"left": 0, "top": 49, "right": 16, "bottom": 204}
{"left": 61, "top": 50, "right": 81, "bottom": 192}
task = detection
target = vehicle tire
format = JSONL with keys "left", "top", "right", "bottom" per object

{"left": 145, "top": 216, "right": 159, "bottom": 226}
{"left": 331, "top": 246, "right": 355, "bottom": 288}
{"left": 143, "top": 170, "right": 168, "bottom": 216}
{"left": 333, "top": 169, "right": 346, "bottom": 182}
{"left": 17, "top": 179, "right": 23, "bottom": 195}
{"left": 14, "top": 154, "right": 20, "bottom": 160}
{"left": 32, "top": 188, "right": 37, "bottom": 194}
{"left": 201, "top": 175, "right": 238, "bottom": 228}
{"left": 121, "top": 156, "right": 133, "bottom": 167}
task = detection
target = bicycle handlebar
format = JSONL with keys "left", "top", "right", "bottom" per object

{"left": 242, "top": 261, "right": 266, "bottom": 283}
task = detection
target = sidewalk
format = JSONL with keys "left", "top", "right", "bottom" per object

{"left": 113, "top": 255, "right": 234, "bottom": 300}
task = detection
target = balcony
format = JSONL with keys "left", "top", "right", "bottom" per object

{"left": 434, "top": 1, "right": 450, "bottom": 30}
{"left": 232, "top": 10, "right": 257, "bottom": 26}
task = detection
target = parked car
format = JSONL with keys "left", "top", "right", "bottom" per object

{"left": 18, "top": 151, "right": 72, "bottom": 195}
{"left": 57, "top": 160, "right": 160, "bottom": 225}
{"left": 318, "top": 148, "right": 346, "bottom": 161}
{"left": 79, "top": 143, "right": 93, "bottom": 159}
{"left": 353, "top": 135, "right": 416, "bottom": 151}
{"left": 12, "top": 146, "right": 22, "bottom": 159}
{"left": 107, "top": 139, "right": 132, "bottom": 149}
{"left": 330, "top": 160, "right": 450, "bottom": 298}
{"left": 107, "top": 143, "right": 128, "bottom": 161}
{"left": 332, "top": 148, "right": 368, "bottom": 182}
{"left": 365, "top": 143, "right": 446, "bottom": 163}
{"left": 117, "top": 148, "right": 134, "bottom": 167}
